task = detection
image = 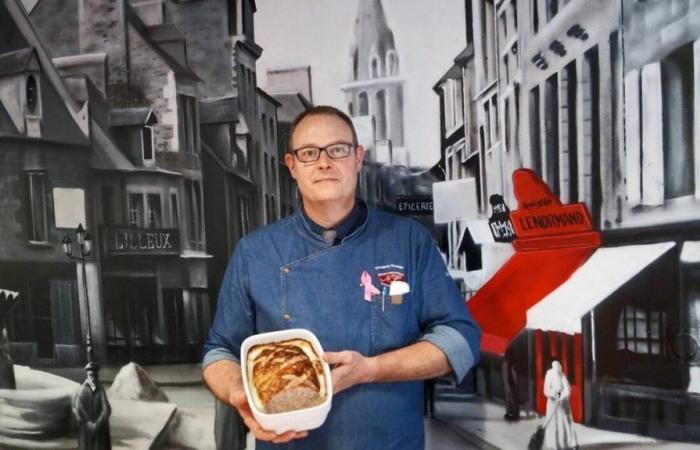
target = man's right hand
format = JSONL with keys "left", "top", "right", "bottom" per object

{"left": 203, "top": 359, "right": 308, "bottom": 444}
{"left": 228, "top": 375, "right": 308, "bottom": 444}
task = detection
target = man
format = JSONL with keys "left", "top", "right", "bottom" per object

{"left": 202, "top": 106, "right": 481, "bottom": 449}
{"left": 73, "top": 362, "right": 111, "bottom": 450}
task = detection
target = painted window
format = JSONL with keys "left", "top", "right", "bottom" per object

{"left": 128, "top": 190, "right": 163, "bottom": 229}
{"left": 529, "top": 86, "right": 542, "bottom": 177}
{"left": 562, "top": 61, "right": 578, "bottom": 203}
{"left": 531, "top": 0, "right": 539, "bottom": 33}
{"left": 6, "top": 280, "right": 77, "bottom": 358}
{"left": 102, "top": 185, "right": 114, "bottom": 226}
{"left": 616, "top": 305, "right": 666, "bottom": 355}
{"left": 26, "top": 172, "right": 48, "bottom": 242}
{"left": 546, "top": 0, "right": 558, "bottom": 21}
{"left": 376, "top": 90, "right": 387, "bottom": 139}
{"left": 238, "top": 195, "right": 250, "bottom": 237}
{"left": 26, "top": 74, "right": 39, "bottom": 115}
{"left": 359, "top": 92, "right": 368, "bottom": 116}
{"left": 483, "top": 0, "right": 497, "bottom": 83}
{"left": 262, "top": 114, "right": 267, "bottom": 145}
{"left": 544, "top": 73, "right": 560, "bottom": 196}
{"left": 142, "top": 126, "right": 154, "bottom": 163}
{"left": 185, "top": 179, "right": 204, "bottom": 251}
{"left": 162, "top": 289, "right": 185, "bottom": 346}
{"left": 146, "top": 193, "right": 162, "bottom": 229}
{"left": 184, "top": 289, "right": 211, "bottom": 345}
{"left": 444, "top": 78, "right": 465, "bottom": 132}
{"left": 386, "top": 50, "right": 398, "bottom": 75}
{"left": 170, "top": 191, "right": 179, "bottom": 228}
{"left": 661, "top": 42, "right": 695, "bottom": 199}
{"left": 352, "top": 50, "right": 359, "bottom": 80}
{"left": 128, "top": 193, "right": 143, "bottom": 227}
{"left": 178, "top": 94, "right": 199, "bottom": 154}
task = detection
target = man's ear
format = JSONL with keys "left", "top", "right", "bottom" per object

{"left": 284, "top": 152, "right": 297, "bottom": 180}
{"left": 355, "top": 145, "right": 366, "bottom": 171}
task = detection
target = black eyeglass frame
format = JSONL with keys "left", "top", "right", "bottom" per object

{"left": 291, "top": 142, "right": 356, "bottom": 162}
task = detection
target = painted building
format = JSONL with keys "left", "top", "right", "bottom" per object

{"left": 265, "top": 66, "right": 313, "bottom": 218}
{"left": 342, "top": 0, "right": 407, "bottom": 166}
{"left": 166, "top": 0, "right": 268, "bottom": 309}
{"left": 0, "top": 0, "right": 91, "bottom": 367}
{"left": 434, "top": 1, "right": 515, "bottom": 295}
{"left": 257, "top": 87, "right": 281, "bottom": 224}
{"left": 75, "top": 0, "right": 210, "bottom": 364}
{"left": 598, "top": 0, "right": 700, "bottom": 440}
{"left": 10, "top": 0, "right": 273, "bottom": 366}
{"left": 457, "top": 0, "right": 700, "bottom": 441}
{"left": 472, "top": 0, "right": 504, "bottom": 202}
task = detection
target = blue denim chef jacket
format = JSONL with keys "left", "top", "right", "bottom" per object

{"left": 203, "top": 204, "right": 481, "bottom": 450}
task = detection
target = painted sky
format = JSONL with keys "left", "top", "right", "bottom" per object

{"left": 255, "top": 0, "right": 467, "bottom": 168}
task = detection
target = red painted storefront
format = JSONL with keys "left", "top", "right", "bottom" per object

{"left": 468, "top": 169, "right": 600, "bottom": 422}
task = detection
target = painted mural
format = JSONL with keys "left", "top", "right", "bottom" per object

{"left": 0, "top": 0, "right": 699, "bottom": 448}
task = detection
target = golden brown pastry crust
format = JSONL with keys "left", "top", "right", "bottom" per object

{"left": 246, "top": 338, "right": 327, "bottom": 413}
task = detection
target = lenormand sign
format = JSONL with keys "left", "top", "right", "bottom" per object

{"left": 103, "top": 227, "right": 180, "bottom": 256}
{"left": 395, "top": 196, "right": 433, "bottom": 216}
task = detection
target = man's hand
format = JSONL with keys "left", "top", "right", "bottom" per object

{"left": 203, "top": 359, "right": 308, "bottom": 444}
{"left": 323, "top": 351, "right": 377, "bottom": 394}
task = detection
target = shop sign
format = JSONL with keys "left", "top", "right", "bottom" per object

{"left": 509, "top": 169, "right": 594, "bottom": 239}
{"left": 103, "top": 227, "right": 180, "bottom": 256}
{"left": 488, "top": 194, "right": 516, "bottom": 242}
{"left": 396, "top": 196, "right": 433, "bottom": 216}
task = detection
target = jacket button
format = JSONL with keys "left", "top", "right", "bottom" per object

{"left": 282, "top": 313, "right": 291, "bottom": 321}
{"left": 283, "top": 267, "right": 290, "bottom": 274}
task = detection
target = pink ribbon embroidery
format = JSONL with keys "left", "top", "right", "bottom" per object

{"left": 360, "top": 270, "right": 380, "bottom": 302}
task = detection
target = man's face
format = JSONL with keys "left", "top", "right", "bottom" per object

{"left": 285, "top": 114, "right": 365, "bottom": 206}
{"left": 87, "top": 370, "right": 97, "bottom": 384}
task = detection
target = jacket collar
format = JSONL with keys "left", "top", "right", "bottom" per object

{"left": 294, "top": 197, "right": 370, "bottom": 245}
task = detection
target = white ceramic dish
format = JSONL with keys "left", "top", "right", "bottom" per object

{"left": 240, "top": 328, "right": 333, "bottom": 434}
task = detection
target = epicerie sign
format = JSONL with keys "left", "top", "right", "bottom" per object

{"left": 395, "top": 196, "right": 433, "bottom": 216}
{"left": 103, "top": 227, "right": 180, "bottom": 256}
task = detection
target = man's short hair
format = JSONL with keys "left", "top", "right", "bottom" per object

{"left": 287, "top": 105, "right": 358, "bottom": 153}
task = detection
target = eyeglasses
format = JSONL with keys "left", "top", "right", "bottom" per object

{"left": 292, "top": 143, "right": 355, "bottom": 163}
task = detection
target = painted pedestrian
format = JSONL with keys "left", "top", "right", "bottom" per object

{"left": 543, "top": 360, "right": 578, "bottom": 450}
{"left": 73, "top": 362, "right": 111, "bottom": 450}
{"left": 502, "top": 349, "right": 519, "bottom": 421}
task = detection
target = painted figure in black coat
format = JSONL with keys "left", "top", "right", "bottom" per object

{"left": 73, "top": 362, "right": 111, "bottom": 450}
{"left": 502, "top": 349, "right": 520, "bottom": 421}
{"left": 0, "top": 328, "right": 16, "bottom": 389}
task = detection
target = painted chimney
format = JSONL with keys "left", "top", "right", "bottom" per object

{"left": 79, "top": 0, "right": 128, "bottom": 92}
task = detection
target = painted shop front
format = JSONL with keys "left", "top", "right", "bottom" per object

{"left": 468, "top": 169, "right": 693, "bottom": 440}
{"left": 100, "top": 226, "right": 211, "bottom": 365}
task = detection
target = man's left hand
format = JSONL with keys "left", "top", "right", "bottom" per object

{"left": 323, "top": 350, "right": 377, "bottom": 394}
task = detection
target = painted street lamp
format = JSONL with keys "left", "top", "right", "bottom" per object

{"left": 62, "top": 224, "right": 94, "bottom": 363}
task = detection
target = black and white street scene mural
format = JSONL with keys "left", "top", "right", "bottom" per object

{"left": 2, "top": 0, "right": 700, "bottom": 448}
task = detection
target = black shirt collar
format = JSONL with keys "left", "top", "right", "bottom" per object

{"left": 301, "top": 198, "right": 368, "bottom": 243}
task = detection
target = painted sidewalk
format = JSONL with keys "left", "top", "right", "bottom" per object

{"left": 434, "top": 396, "right": 700, "bottom": 450}
{"left": 46, "top": 363, "right": 203, "bottom": 386}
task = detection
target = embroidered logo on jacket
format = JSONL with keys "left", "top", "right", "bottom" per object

{"left": 375, "top": 264, "right": 406, "bottom": 286}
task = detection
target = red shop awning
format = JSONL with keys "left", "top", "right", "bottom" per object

{"left": 468, "top": 242, "right": 597, "bottom": 355}
{"left": 468, "top": 169, "right": 600, "bottom": 355}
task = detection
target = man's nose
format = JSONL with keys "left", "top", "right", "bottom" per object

{"left": 316, "top": 150, "right": 333, "bottom": 167}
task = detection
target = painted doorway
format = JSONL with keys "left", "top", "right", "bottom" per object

{"left": 535, "top": 330, "right": 584, "bottom": 422}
